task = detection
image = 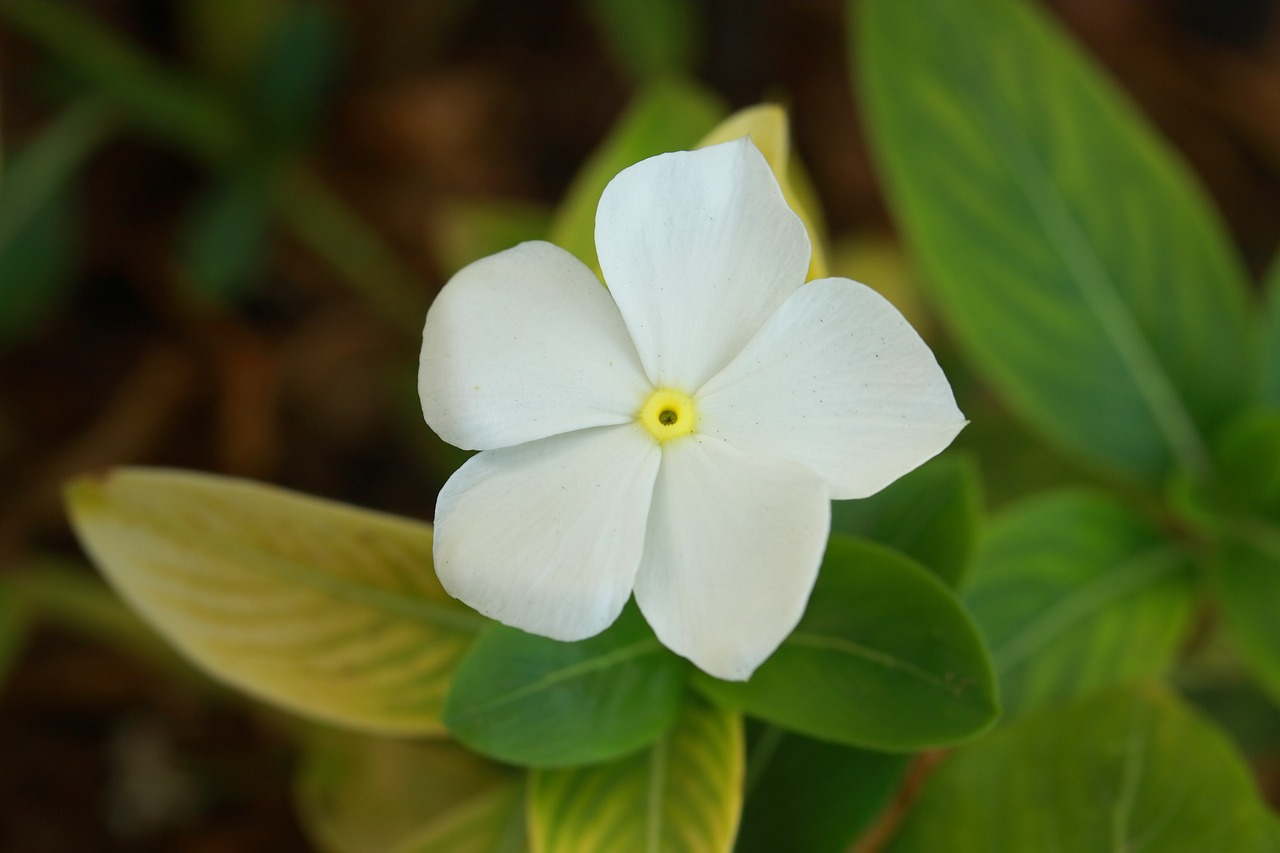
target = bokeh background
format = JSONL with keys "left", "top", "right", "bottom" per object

{"left": 2, "top": 0, "right": 1279, "bottom": 849}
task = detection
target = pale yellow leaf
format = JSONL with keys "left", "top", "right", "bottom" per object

{"left": 528, "top": 698, "right": 744, "bottom": 853}
{"left": 698, "top": 104, "right": 829, "bottom": 281}
{"left": 296, "top": 730, "right": 526, "bottom": 853}
{"left": 66, "top": 467, "right": 487, "bottom": 734}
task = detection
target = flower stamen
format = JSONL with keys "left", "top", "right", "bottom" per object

{"left": 639, "top": 388, "right": 696, "bottom": 442}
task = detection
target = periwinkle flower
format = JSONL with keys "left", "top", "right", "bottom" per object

{"left": 419, "top": 138, "right": 965, "bottom": 680}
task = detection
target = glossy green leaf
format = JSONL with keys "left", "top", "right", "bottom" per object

{"left": 66, "top": 467, "right": 486, "bottom": 734}
{"left": 1263, "top": 262, "right": 1280, "bottom": 406}
{"left": 1215, "top": 525, "right": 1280, "bottom": 707}
{"left": 890, "top": 685, "right": 1280, "bottom": 853}
{"left": 964, "top": 490, "right": 1195, "bottom": 716}
{"left": 528, "top": 698, "right": 743, "bottom": 853}
{"left": 830, "top": 454, "right": 981, "bottom": 587}
{"left": 549, "top": 80, "right": 724, "bottom": 273}
{"left": 857, "top": 0, "right": 1254, "bottom": 486}
{"left": 695, "top": 536, "right": 997, "bottom": 751}
{"left": 296, "top": 730, "right": 525, "bottom": 853}
{"left": 0, "top": 99, "right": 116, "bottom": 348}
{"left": 444, "top": 605, "right": 684, "bottom": 768}
{"left": 585, "top": 0, "right": 698, "bottom": 82}
{"left": 181, "top": 171, "right": 273, "bottom": 301}
{"left": 1, "top": 0, "right": 241, "bottom": 160}
{"left": 735, "top": 725, "right": 907, "bottom": 853}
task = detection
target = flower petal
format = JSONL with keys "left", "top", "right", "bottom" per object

{"left": 433, "top": 424, "right": 660, "bottom": 641}
{"left": 595, "top": 139, "right": 811, "bottom": 391}
{"left": 698, "top": 277, "right": 966, "bottom": 500}
{"left": 419, "top": 241, "right": 651, "bottom": 451}
{"left": 633, "top": 437, "right": 830, "bottom": 680}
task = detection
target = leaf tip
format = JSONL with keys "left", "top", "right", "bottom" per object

{"left": 62, "top": 468, "right": 116, "bottom": 515}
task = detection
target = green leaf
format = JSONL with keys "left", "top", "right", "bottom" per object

{"left": 695, "top": 535, "right": 997, "bottom": 751}
{"left": 735, "top": 725, "right": 907, "bottom": 853}
{"left": 444, "top": 605, "right": 684, "bottom": 768}
{"left": 181, "top": 169, "right": 274, "bottom": 301}
{"left": 1263, "top": 262, "right": 1280, "bottom": 406}
{"left": 0, "top": 196, "right": 74, "bottom": 348}
{"left": 0, "top": 98, "right": 114, "bottom": 243}
{"left": 430, "top": 200, "right": 552, "bottom": 277}
{"left": 277, "top": 167, "right": 426, "bottom": 335}
{"left": 585, "top": 0, "right": 698, "bottom": 83}
{"left": 830, "top": 454, "right": 982, "bottom": 587}
{"left": 856, "top": 0, "right": 1255, "bottom": 486}
{"left": 697, "top": 104, "right": 829, "bottom": 280}
{"left": 1215, "top": 525, "right": 1280, "bottom": 707}
{"left": 549, "top": 80, "right": 724, "bottom": 273}
{"left": 964, "top": 490, "right": 1195, "bottom": 716}
{"left": 1210, "top": 409, "right": 1280, "bottom": 519}
{"left": 296, "top": 729, "right": 525, "bottom": 853}
{"left": 5, "top": 560, "right": 185, "bottom": 677}
{"left": 182, "top": 0, "right": 283, "bottom": 82}
{"left": 1183, "top": 673, "right": 1280, "bottom": 759}
{"left": 0, "top": 99, "right": 116, "bottom": 348}
{"left": 249, "top": 2, "right": 341, "bottom": 147}
{"left": 528, "top": 697, "right": 743, "bottom": 853}
{"left": 66, "top": 467, "right": 486, "bottom": 734}
{"left": 889, "top": 684, "right": 1280, "bottom": 853}
{"left": 0, "top": 0, "right": 241, "bottom": 160}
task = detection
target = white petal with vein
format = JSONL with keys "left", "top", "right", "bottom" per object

{"left": 419, "top": 241, "right": 651, "bottom": 451}
{"left": 699, "top": 277, "right": 966, "bottom": 499}
{"left": 633, "top": 437, "right": 830, "bottom": 680}
{"left": 433, "top": 425, "right": 661, "bottom": 641}
{"left": 595, "top": 139, "right": 811, "bottom": 390}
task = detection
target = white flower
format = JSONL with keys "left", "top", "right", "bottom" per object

{"left": 418, "top": 138, "right": 965, "bottom": 681}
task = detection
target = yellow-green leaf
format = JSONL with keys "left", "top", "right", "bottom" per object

{"left": 697, "top": 104, "right": 828, "bottom": 280}
{"left": 528, "top": 698, "right": 743, "bottom": 853}
{"left": 66, "top": 467, "right": 487, "bottom": 734}
{"left": 296, "top": 730, "right": 526, "bottom": 853}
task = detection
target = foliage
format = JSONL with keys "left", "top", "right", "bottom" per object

{"left": 890, "top": 685, "right": 1280, "bottom": 852}
{"left": 0, "top": 0, "right": 1271, "bottom": 849}
{"left": 858, "top": 0, "right": 1255, "bottom": 489}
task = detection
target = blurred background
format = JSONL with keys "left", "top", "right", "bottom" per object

{"left": 2, "top": 0, "right": 1280, "bottom": 849}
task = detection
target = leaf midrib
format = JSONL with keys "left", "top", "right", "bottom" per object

{"left": 988, "top": 545, "right": 1186, "bottom": 675}
{"left": 1110, "top": 698, "right": 1148, "bottom": 851}
{"left": 645, "top": 730, "right": 670, "bottom": 853}
{"left": 101, "top": 503, "right": 489, "bottom": 635}
{"left": 933, "top": 0, "right": 1210, "bottom": 476}
{"left": 785, "top": 631, "right": 957, "bottom": 693}
{"left": 468, "top": 638, "right": 662, "bottom": 715}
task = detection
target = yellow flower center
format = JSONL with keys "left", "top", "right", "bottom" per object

{"left": 638, "top": 388, "right": 697, "bottom": 443}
